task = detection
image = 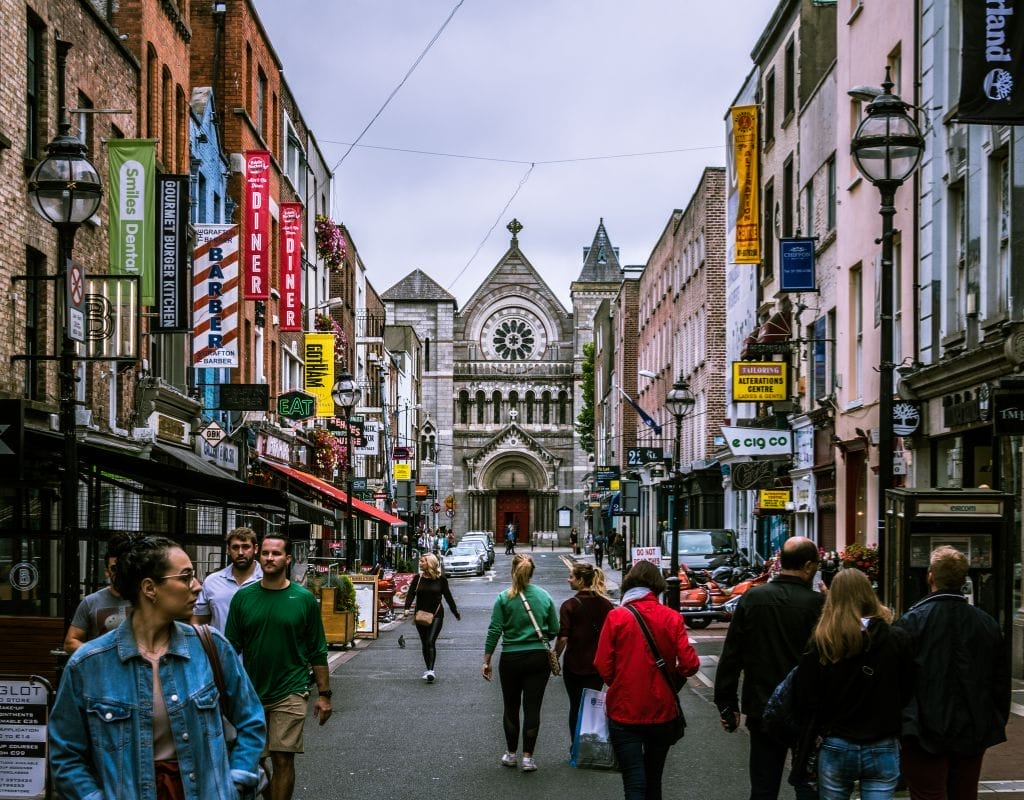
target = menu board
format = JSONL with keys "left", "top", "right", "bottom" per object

{"left": 0, "top": 677, "right": 49, "bottom": 799}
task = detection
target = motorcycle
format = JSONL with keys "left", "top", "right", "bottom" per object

{"left": 677, "top": 556, "right": 770, "bottom": 629}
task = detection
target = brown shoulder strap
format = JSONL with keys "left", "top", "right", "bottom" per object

{"left": 192, "top": 623, "right": 229, "bottom": 716}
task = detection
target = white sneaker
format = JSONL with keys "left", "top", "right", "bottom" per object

{"left": 501, "top": 751, "right": 517, "bottom": 767}
{"left": 425, "top": 670, "right": 435, "bottom": 683}
{"left": 520, "top": 756, "right": 537, "bottom": 772}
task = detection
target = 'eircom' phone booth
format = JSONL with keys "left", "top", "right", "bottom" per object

{"left": 885, "top": 489, "right": 1014, "bottom": 642}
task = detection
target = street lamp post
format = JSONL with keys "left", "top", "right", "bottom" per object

{"left": 664, "top": 376, "right": 695, "bottom": 611}
{"left": 332, "top": 371, "right": 361, "bottom": 572}
{"left": 850, "top": 68, "right": 924, "bottom": 598}
{"left": 26, "top": 39, "right": 102, "bottom": 632}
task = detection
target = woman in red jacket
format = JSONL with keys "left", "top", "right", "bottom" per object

{"left": 595, "top": 561, "right": 700, "bottom": 800}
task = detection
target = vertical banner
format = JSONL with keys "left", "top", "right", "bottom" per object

{"left": 956, "top": 0, "right": 1024, "bottom": 123}
{"left": 243, "top": 150, "right": 271, "bottom": 300}
{"left": 108, "top": 139, "right": 157, "bottom": 304}
{"left": 156, "top": 175, "right": 190, "bottom": 330}
{"left": 304, "top": 333, "right": 335, "bottom": 416}
{"left": 279, "top": 202, "right": 303, "bottom": 331}
{"left": 193, "top": 225, "right": 239, "bottom": 367}
{"left": 731, "top": 105, "right": 760, "bottom": 264}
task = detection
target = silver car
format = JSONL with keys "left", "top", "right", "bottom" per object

{"left": 443, "top": 546, "right": 485, "bottom": 577}
{"left": 460, "top": 535, "right": 495, "bottom": 568}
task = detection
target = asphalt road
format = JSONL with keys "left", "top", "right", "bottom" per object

{"left": 293, "top": 549, "right": 752, "bottom": 799}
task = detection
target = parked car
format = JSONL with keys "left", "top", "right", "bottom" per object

{"left": 443, "top": 546, "right": 485, "bottom": 577}
{"left": 660, "top": 529, "right": 739, "bottom": 575}
{"left": 460, "top": 534, "right": 495, "bottom": 568}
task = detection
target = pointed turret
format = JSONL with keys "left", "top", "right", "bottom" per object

{"left": 577, "top": 218, "right": 621, "bottom": 282}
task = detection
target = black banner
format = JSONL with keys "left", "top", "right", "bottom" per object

{"left": 993, "top": 392, "right": 1024, "bottom": 434}
{"left": 218, "top": 383, "right": 269, "bottom": 411}
{"left": 956, "top": 0, "right": 1024, "bottom": 123}
{"left": 155, "top": 175, "right": 190, "bottom": 330}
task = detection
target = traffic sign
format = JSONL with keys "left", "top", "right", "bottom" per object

{"left": 67, "top": 262, "right": 85, "bottom": 343}
{"left": 431, "top": 502, "right": 441, "bottom": 513}
{"left": 445, "top": 509, "right": 455, "bottom": 518}
{"left": 200, "top": 421, "right": 226, "bottom": 446}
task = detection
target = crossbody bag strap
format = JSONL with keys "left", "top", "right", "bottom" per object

{"left": 625, "top": 604, "right": 682, "bottom": 715}
{"left": 519, "top": 594, "right": 549, "bottom": 647}
{"left": 192, "top": 623, "right": 229, "bottom": 716}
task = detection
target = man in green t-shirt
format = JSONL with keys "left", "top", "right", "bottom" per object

{"left": 226, "top": 534, "right": 331, "bottom": 800}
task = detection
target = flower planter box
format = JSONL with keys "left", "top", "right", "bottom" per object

{"left": 320, "top": 587, "right": 356, "bottom": 648}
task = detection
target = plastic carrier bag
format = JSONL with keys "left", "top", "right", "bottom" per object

{"left": 570, "top": 687, "right": 619, "bottom": 770}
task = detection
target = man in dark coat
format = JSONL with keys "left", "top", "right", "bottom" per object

{"left": 895, "top": 545, "right": 1009, "bottom": 800}
{"left": 714, "top": 536, "right": 823, "bottom": 800}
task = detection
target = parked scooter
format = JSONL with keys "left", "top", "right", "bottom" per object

{"left": 676, "top": 556, "right": 770, "bottom": 629}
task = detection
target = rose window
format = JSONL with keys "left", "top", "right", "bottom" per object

{"left": 492, "top": 319, "right": 535, "bottom": 360}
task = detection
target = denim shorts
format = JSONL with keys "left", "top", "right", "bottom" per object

{"left": 818, "top": 736, "right": 899, "bottom": 800}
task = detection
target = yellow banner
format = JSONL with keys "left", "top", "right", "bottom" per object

{"left": 393, "top": 463, "right": 411, "bottom": 481}
{"left": 731, "top": 105, "right": 760, "bottom": 264}
{"left": 759, "top": 489, "right": 791, "bottom": 510}
{"left": 732, "top": 361, "right": 788, "bottom": 401}
{"left": 303, "top": 333, "right": 335, "bottom": 416}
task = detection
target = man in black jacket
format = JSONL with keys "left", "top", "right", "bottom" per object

{"left": 714, "top": 536, "right": 824, "bottom": 800}
{"left": 895, "top": 545, "right": 1009, "bottom": 800}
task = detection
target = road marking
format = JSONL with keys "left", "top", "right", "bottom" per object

{"left": 1012, "top": 701, "right": 1024, "bottom": 717}
{"left": 691, "top": 670, "right": 714, "bottom": 688}
{"left": 979, "top": 780, "right": 1024, "bottom": 793}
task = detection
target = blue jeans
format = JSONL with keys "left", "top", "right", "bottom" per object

{"left": 818, "top": 736, "right": 899, "bottom": 800}
{"left": 608, "top": 718, "right": 675, "bottom": 800}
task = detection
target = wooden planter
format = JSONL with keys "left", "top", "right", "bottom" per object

{"left": 320, "top": 587, "right": 356, "bottom": 648}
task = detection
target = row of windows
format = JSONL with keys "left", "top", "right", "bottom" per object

{"left": 457, "top": 390, "right": 570, "bottom": 426}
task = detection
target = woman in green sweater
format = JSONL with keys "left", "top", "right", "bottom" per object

{"left": 482, "top": 553, "right": 559, "bottom": 773}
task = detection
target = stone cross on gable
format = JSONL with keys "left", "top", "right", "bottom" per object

{"left": 507, "top": 218, "right": 523, "bottom": 246}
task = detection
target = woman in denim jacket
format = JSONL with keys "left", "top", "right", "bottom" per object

{"left": 50, "top": 536, "right": 266, "bottom": 800}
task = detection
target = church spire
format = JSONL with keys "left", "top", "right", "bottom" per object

{"left": 577, "top": 218, "right": 621, "bottom": 282}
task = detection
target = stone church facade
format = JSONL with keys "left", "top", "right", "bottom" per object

{"left": 382, "top": 220, "right": 622, "bottom": 542}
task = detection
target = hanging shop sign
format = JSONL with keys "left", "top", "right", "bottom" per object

{"left": 156, "top": 174, "right": 190, "bottom": 331}
{"left": 279, "top": 202, "right": 303, "bottom": 331}
{"left": 243, "top": 150, "right": 271, "bottom": 300}
{"left": 596, "top": 465, "right": 621, "bottom": 487}
{"left": 303, "top": 334, "right": 334, "bottom": 417}
{"left": 732, "top": 362, "right": 788, "bottom": 401}
{"left": 217, "top": 383, "right": 269, "bottom": 411}
{"left": 779, "top": 238, "right": 817, "bottom": 292}
{"left": 353, "top": 420, "right": 379, "bottom": 457}
{"left": 73, "top": 275, "right": 140, "bottom": 360}
{"left": 108, "top": 139, "right": 157, "bottom": 305}
{"left": 192, "top": 225, "right": 239, "bottom": 367}
{"left": 993, "top": 391, "right": 1024, "bottom": 435}
{"left": 892, "top": 401, "right": 921, "bottom": 437}
{"left": 730, "top": 105, "right": 760, "bottom": 264}
{"left": 956, "top": 0, "right": 1024, "bottom": 124}
{"left": 626, "top": 447, "right": 664, "bottom": 466}
{"left": 721, "top": 426, "right": 793, "bottom": 456}
{"left": 277, "top": 390, "right": 317, "bottom": 421}
{"left": 758, "top": 489, "right": 791, "bottom": 510}
{"left": 393, "top": 463, "right": 411, "bottom": 481}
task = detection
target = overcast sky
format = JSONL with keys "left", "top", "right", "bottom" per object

{"left": 254, "top": 1, "right": 779, "bottom": 309}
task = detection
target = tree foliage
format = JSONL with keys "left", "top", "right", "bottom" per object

{"left": 575, "top": 341, "right": 595, "bottom": 454}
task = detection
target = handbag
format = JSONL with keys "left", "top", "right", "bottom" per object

{"left": 192, "top": 624, "right": 269, "bottom": 798}
{"left": 763, "top": 666, "right": 802, "bottom": 746}
{"left": 624, "top": 605, "right": 686, "bottom": 743}
{"left": 411, "top": 576, "right": 442, "bottom": 626}
{"left": 519, "top": 594, "right": 561, "bottom": 676}
{"left": 570, "top": 687, "right": 619, "bottom": 770}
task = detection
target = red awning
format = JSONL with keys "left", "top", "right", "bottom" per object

{"left": 260, "top": 460, "right": 406, "bottom": 526}
{"left": 757, "top": 312, "right": 792, "bottom": 343}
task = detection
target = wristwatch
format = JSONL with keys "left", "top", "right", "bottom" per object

{"left": 319, "top": 689, "right": 333, "bottom": 699}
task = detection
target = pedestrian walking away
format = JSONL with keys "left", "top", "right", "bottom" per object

{"left": 595, "top": 561, "right": 700, "bottom": 800}
{"left": 63, "top": 532, "right": 133, "bottom": 654}
{"left": 504, "top": 521, "right": 517, "bottom": 555}
{"left": 569, "top": 526, "right": 580, "bottom": 556}
{"left": 404, "top": 552, "right": 461, "bottom": 682}
{"left": 555, "top": 556, "right": 614, "bottom": 743}
{"left": 790, "top": 568, "right": 914, "bottom": 800}
{"left": 482, "top": 553, "right": 559, "bottom": 772}
{"left": 593, "top": 533, "right": 605, "bottom": 568}
{"left": 192, "top": 526, "right": 263, "bottom": 632}
{"left": 894, "top": 546, "right": 1009, "bottom": 800}
{"left": 49, "top": 535, "right": 266, "bottom": 800}
{"left": 714, "top": 536, "right": 824, "bottom": 800}
{"left": 225, "top": 534, "right": 333, "bottom": 800}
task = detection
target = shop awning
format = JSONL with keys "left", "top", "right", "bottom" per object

{"left": 153, "top": 442, "right": 236, "bottom": 479}
{"left": 260, "top": 459, "right": 406, "bottom": 527}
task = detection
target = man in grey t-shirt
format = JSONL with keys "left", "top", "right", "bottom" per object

{"left": 64, "top": 536, "right": 132, "bottom": 653}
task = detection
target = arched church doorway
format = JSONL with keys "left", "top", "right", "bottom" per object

{"left": 497, "top": 490, "right": 529, "bottom": 543}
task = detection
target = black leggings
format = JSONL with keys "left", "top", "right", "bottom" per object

{"left": 563, "top": 668, "right": 605, "bottom": 740}
{"left": 498, "top": 650, "right": 550, "bottom": 754}
{"left": 415, "top": 611, "right": 444, "bottom": 669}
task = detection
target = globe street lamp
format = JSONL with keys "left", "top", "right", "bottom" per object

{"left": 665, "top": 376, "right": 695, "bottom": 611}
{"left": 850, "top": 67, "right": 924, "bottom": 598}
{"left": 26, "top": 39, "right": 102, "bottom": 632}
{"left": 331, "top": 371, "right": 361, "bottom": 572}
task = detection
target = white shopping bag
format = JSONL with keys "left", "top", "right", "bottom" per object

{"left": 570, "top": 687, "right": 619, "bottom": 770}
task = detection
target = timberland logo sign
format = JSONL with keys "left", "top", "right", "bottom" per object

{"left": 957, "top": 0, "right": 1024, "bottom": 123}
{"left": 993, "top": 391, "right": 1024, "bottom": 434}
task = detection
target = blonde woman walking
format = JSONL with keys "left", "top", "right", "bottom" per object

{"left": 404, "top": 553, "right": 460, "bottom": 683}
{"left": 792, "top": 568, "right": 914, "bottom": 800}
{"left": 555, "top": 557, "right": 614, "bottom": 741}
{"left": 482, "top": 553, "right": 559, "bottom": 772}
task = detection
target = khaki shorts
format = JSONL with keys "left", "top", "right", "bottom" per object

{"left": 262, "top": 693, "right": 309, "bottom": 754}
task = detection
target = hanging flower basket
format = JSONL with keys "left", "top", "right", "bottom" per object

{"left": 314, "top": 313, "right": 347, "bottom": 365}
{"left": 838, "top": 541, "right": 879, "bottom": 581}
{"left": 309, "top": 428, "right": 346, "bottom": 479}
{"left": 315, "top": 215, "right": 347, "bottom": 270}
